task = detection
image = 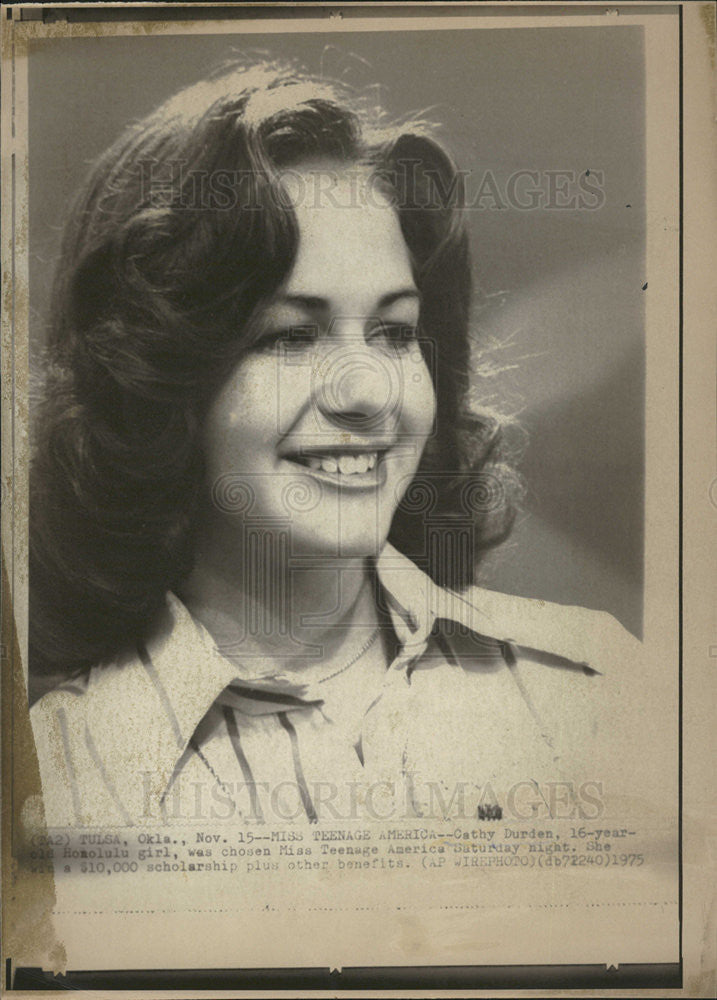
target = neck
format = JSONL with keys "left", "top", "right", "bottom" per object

{"left": 180, "top": 528, "right": 380, "bottom": 674}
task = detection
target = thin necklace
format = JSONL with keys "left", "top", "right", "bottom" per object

{"left": 317, "top": 627, "right": 381, "bottom": 685}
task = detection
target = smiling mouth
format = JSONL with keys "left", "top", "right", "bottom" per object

{"left": 284, "top": 450, "right": 385, "bottom": 481}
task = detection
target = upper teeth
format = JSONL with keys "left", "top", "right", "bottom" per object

{"left": 304, "top": 453, "right": 377, "bottom": 475}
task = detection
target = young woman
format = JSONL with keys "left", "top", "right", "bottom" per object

{"left": 29, "top": 60, "right": 659, "bottom": 829}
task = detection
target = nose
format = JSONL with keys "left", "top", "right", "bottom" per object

{"left": 312, "top": 329, "right": 403, "bottom": 432}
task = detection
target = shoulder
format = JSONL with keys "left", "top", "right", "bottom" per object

{"left": 29, "top": 648, "right": 157, "bottom": 827}
{"left": 30, "top": 645, "right": 153, "bottom": 728}
{"left": 448, "top": 587, "right": 673, "bottom": 817}
{"left": 29, "top": 593, "right": 183, "bottom": 738}
{"left": 458, "top": 584, "right": 641, "bottom": 671}
{"left": 454, "top": 584, "right": 653, "bottom": 725}
{"left": 444, "top": 584, "right": 643, "bottom": 714}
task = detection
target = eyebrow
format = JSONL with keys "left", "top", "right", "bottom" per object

{"left": 276, "top": 288, "right": 421, "bottom": 313}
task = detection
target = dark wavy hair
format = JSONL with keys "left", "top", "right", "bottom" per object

{"left": 30, "top": 58, "right": 522, "bottom": 684}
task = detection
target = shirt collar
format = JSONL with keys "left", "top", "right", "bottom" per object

{"left": 135, "top": 543, "right": 593, "bottom": 794}
{"left": 138, "top": 543, "right": 455, "bottom": 747}
{"left": 375, "top": 545, "right": 604, "bottom": 668}
{"left": 375, "top": 542, "right": 501, "bottom": 647}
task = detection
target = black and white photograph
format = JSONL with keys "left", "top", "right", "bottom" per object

{"left": 1, "top": 3, "right": 711, "bottom": 994}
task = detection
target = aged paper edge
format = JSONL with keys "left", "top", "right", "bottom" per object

{"left": 1, "top": 2, "right": 714, "bottom": 997}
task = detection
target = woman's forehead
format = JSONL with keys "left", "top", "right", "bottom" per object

{"left": 279, "top": 164, "right": 416, "bottom": 308}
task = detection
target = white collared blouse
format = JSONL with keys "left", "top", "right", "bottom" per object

{"left": 29, "top": 544, "right": 670, "bottom": 829}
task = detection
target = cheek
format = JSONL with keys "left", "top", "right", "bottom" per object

{"left": 202, "top": 357, "right": 279, "bottom": 472}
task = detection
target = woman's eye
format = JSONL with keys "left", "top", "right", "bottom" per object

{"left": 368, "top": 322, "right": 418, "bottom": 349}
{"left": 253, "top": 326, "right": 318, "bottom": 353}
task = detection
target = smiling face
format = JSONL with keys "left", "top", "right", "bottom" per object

{"left": 199, "top": 165, "right": 436, "bottom": 560}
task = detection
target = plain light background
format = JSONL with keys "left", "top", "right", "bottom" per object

{"left": 28, "top": 25, "right": 645, "bottom": 635}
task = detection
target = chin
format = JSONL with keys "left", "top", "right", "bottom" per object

{"left": 289, "top": 522, "right": 388, "bottom": 560}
